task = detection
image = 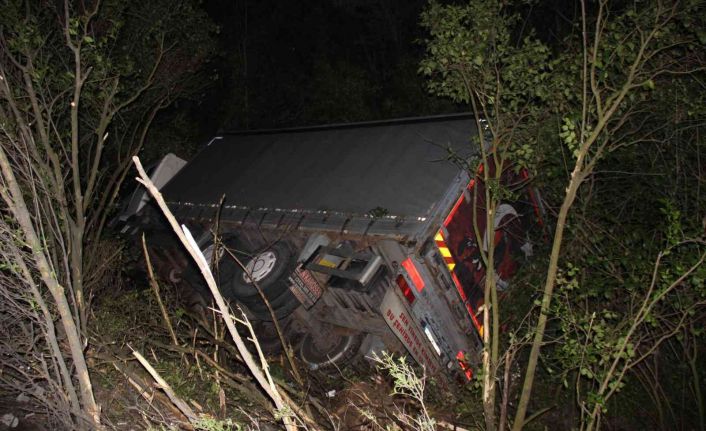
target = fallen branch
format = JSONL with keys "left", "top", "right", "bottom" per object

{"left": 132, "top": 156, "right": 298, "bottom": 431}
{"left": 108, "top": 355, "right": 194, "bottom": 429}
{"left": 131, "top": 346, "right": 198, "bottom": 423}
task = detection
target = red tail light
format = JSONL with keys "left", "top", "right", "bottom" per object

{"left": 401, "top": 257, "right": 425, "bottom": 292}
{"left": 396, "top": 274, "right": 416, "bottom": 304}
{"left": 456, "top": 351, "right": 473, "bottom": 380}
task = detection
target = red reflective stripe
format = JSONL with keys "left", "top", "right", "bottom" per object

{"left": 443, "top": 179, "right": 475, "bottom": 227}
{"left": 451, "top": 272, "right": 466, "bottom": 300}
{"left": 468, "top": 305, "right": 483, "bottom": 334}
{"left": 451, "top": 272, "right": 484, "bottom": 335}
{"left": 401, "top": 258, "right": 425, "bottom": 292}
{"left": 443, "top": 193, "right": 465, "bottom": 227}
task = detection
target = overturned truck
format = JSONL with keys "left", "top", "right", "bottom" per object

{"left": 122, "top": 114, "right": 542, "bottom": 380}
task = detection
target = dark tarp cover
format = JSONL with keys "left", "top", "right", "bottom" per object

{"left": 162, "top": 115, "right": 476, "bottom": 218}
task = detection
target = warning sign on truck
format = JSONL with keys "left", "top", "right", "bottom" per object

{"left": 381, "top": 289, "right": 440, "bottom": 375}
{"left": 288, "top": 264, "right": 323, "bottom": 309}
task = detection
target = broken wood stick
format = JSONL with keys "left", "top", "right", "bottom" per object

{"left": 142, "top": 234, "right": 179, "bottom": 347}
{"left": 130, "top": 346, "right": 198, "bottom": 423}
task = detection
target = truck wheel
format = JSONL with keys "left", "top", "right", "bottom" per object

{"left": 300, "top": 330, "right": 362, "bottom": 370}
{"left": 221, "top": 241, "right": 300, "bottom": 321}
{"left": 225, "top": 242, "right": 293, "bottom": 299}
{"left": 194, "top": 235, "right": 245, "bottom": 278}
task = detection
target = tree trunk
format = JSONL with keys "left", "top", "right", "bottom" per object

{"left": 511, "top": 167, "right": 584, "bottom": 431}
{"left": 0, "top": 145, "right": 101, "bottom": 429}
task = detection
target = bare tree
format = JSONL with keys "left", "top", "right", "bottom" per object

{"left": 0, "top": 1, "right": 214, "bottom": 428}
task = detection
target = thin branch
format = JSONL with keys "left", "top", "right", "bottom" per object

{"left": 142, "top": 234, "right": 179, "bottom": 347}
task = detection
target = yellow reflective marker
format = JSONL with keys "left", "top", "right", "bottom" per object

{"left": 318, "top": 258, "right": 337, "bottom": 268}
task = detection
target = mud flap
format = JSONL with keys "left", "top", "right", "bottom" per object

{"left": 380, "top": 289, "right": 442, "bottom": 375}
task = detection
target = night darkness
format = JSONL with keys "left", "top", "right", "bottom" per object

{"left": 177, "top": 0, "right": 578, "bottom": 137}
{"left": 197, "top": 0, "right": 451, "bottom": 132}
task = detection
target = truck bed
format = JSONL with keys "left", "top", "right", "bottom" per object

{"left": 162, "top": 114, "right": 476, "bottom": 239}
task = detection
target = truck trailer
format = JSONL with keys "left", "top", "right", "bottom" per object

{"left": 121, "top": 113, "right": 542, "bottom": 380}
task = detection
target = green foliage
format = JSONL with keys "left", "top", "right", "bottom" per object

{"left": 419, "top": 0, "right": 553, "bottom": 171}
{"left": 559, "top": 118, "right": 580, "bottom": 159}
{"left": 420, "top": 0, "right": 706, "bottom": 428}
{"left": 660, "top": 200, "right": 683, "bottom": 247}
{"left": 374, "top": 352, "right": 425, "bottom": 399}
{"left": 547, "top": 169, "right": 706, "bottom": 426}
{"left": 194, "top": 417, "right": 245, "bottom": 431}
{"left": 372, "top": 352, "right": 436, "bottom": 431}
{"left": 419, "top": 1, "right": 551, "bottom": 108}
{"left": 92, "top": 290, "right": 148, "bottom": 340}
{"left": 0, "top": 0, "right": 216, "bottom": 162}
{"left": 551, "top": 237, "right": 706, "bottom": 421}
{"left": 554, "top": 272, "right": 633, "bottom": 384}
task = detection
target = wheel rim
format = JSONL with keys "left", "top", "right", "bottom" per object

{"left": 242, "top": 251, "right": 277, "bottom": 283}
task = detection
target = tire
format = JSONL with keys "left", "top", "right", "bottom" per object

{"left": 299, "top": 330, "right": 363, "bottom": 371}
{"left": 223, "top": 242, "right": 294, "bottom": 299}
{"left": 180, "top": 237, "right": 301, "bottom": 321}
{"left": 221, "top": 241, "right": 301, "bottom": 321}
{"left": 246, "top": 319, "right": 290, "bottom": 355}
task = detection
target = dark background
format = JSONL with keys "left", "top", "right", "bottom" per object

{"left": 186, "top": 1, "right": 576, "bottom": 132}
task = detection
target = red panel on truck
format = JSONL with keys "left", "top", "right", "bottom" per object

{"left": 438, "top": 161, "right": 540, "bottom": 335}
